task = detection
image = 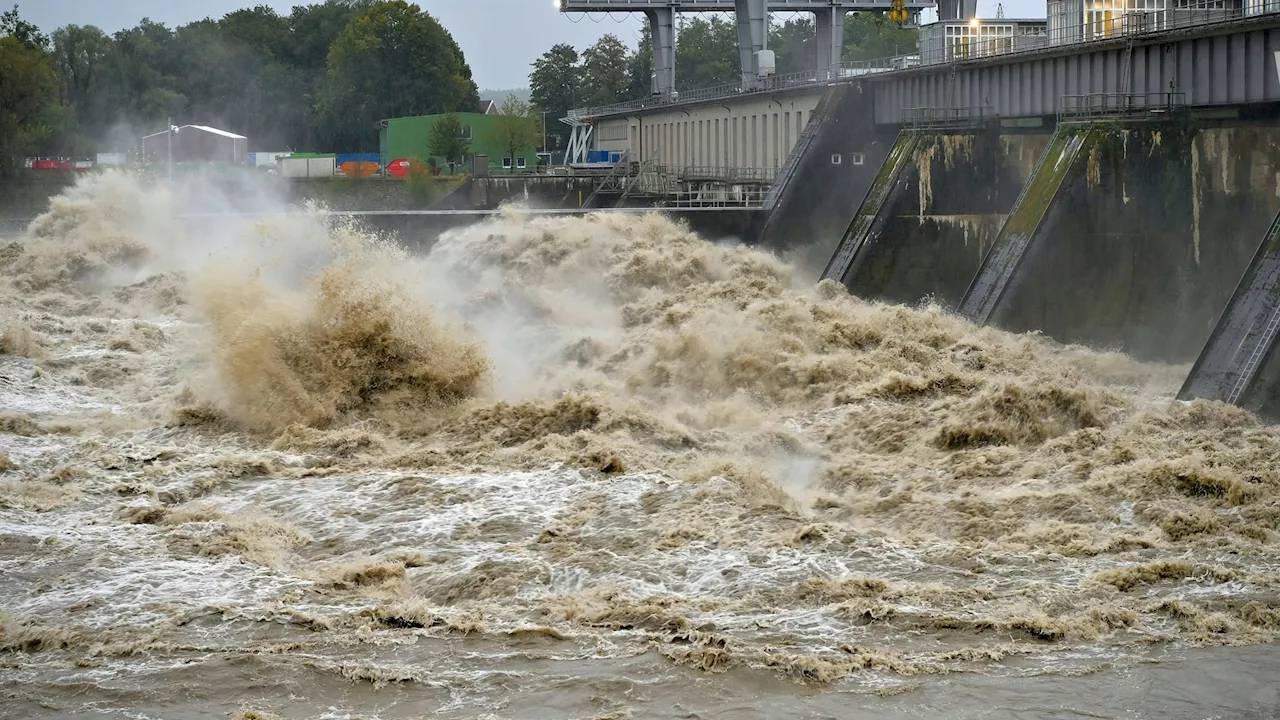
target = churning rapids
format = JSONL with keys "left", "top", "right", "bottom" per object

{"left": 0, "top": 173, "right": 1277, "bottom": 720}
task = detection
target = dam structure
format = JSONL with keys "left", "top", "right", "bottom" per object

{"left": 558, "top": 0, "right": 1280, "bottom": 419}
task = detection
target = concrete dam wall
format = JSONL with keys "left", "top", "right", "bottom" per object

{"left": 791, "top": 106, "right": 1280, "bottom": 419}
{"left": 991, "top": 123, "right": 1280, "bottom": 363}
{"left": 825, "top": 128, "right": 1050, "bottom": 309}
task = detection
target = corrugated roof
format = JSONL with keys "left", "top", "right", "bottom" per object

{"left": 141, "top": 124, "right": 247, "bottom": 140}
{"left": 187, "top": 125, "right": 247, "bottom": 139}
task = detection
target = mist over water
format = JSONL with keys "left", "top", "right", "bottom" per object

{"left": 1, "top": 171, "right": 1278, "bottom": 719}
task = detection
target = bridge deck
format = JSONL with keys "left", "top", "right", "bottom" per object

{"left": 173, "top": 207, "right": 761, "bottom": 219}
{"left": 560, "top": 0, "right": 927, "bottom": 10}
{"left": 571, "top": 8, "right": 1280, "bottom": 121}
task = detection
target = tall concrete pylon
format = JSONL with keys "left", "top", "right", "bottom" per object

{"left": 814, "top": 6, "right": 846, "bottom": 79}
{"left": 736, "top": 0, "right": 769, "bottom": 89}
{"left": 562, "top": 1, "right": 931, "bottom": 97}
{"left": 645, "top": 8, "right": 677, "bottom": 96}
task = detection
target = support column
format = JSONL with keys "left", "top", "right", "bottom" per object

{"left": 645, "top": 8, "right": 676, "bottom": 97}
{"left": 937, "top": 0, "right": 978, "bottom": 20}
{"left": 735, "top": 0, "right": 768, "bottom": 89}
{"left": 815, "top": 8, "right": 845, "bottom": 81}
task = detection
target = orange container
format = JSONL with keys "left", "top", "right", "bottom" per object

{"left": 340, "top": 160, "right": 381, "bottom": 178}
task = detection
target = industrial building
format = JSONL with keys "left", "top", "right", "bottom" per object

{"left": 919, "top": 17, "right": 1048, "bottom": 62}
{"left": 377, "top": 112, "right": 541, "bottom": 174}
{"left": 142, "top": 125, "right": 248, "bottom": 165}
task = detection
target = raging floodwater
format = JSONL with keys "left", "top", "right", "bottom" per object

{"left": 1, "top": 173, "right": 1277, "bottom": 720}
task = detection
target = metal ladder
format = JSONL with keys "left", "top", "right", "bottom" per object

{"left": 1226, "top": 209, "right": 1280, "bottom": 405}
{"left": 1179, "top": 208, "right": 1280, "bottom": 405}
{"left": 1119, "top": 35, "right": 1136, "bottom": 110}
{"left": 945, "top": 62, "right": 959, "bottom": 117}
{"left": 1227, "top": 209, "right": 1280, "bottom": 405}
{"left": 1228, "top": 304, "right": 1280, "bottom": 404}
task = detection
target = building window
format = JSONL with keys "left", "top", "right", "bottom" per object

{"left": 516, "top": 157, "right": 527, "bottom": 169}
{"left": 460, "top": 124, "right": 473, "bottom": 140}
{"left": 502, "top": 157, "right": 512, "bottom": 169}
{"left": 852, "top": 153, "right": 866, "bottom": 165}
{"left": 831, "top": 154, "right": 843, "bottom": 165}
{"left": 945, "top": 23, "right": 1016, "bottom": 60}
{"left": 1080, "top": 0, "right": 1170, "bottom": 39}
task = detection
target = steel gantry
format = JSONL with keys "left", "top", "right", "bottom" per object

{"left": 557, "top": 0, "right": 939, "bottom": 95}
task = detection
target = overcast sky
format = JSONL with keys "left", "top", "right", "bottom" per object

{"left": 20, "top": 0, "right": 1044, "bottom": 89}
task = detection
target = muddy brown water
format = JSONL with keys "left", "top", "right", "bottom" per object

{"left": 1, "top": 173, "right": 1278, "bottom": 719}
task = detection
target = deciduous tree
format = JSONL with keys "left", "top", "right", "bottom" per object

{"left": 844, "top": 12, "right": 917, "bottom": 60}
{"left": 529, "top": 43, "right": 578, "bottom": 151}
{"left": 675, "top": 16, "right": 738, "bottom": 89}
{"left": 0, "top": 32, "right": 60, "bottom": 177}
{"left": 1, "top": 4, "right": 48, "bottom": 50}
{"left": 624, "top": 24, "right": 654, "bottom": 100}
{"left": 317, "top": 1, "right": 478, "bottom": 151}
{"left": 50, "top": 25, "right": 114, "bottom": 143}
{"left": 771, "top": 17, "right": 814, "bottom": 76}
{"left": 427, "top": 112, "right": 469, "bottom": 173}
{"left": 488, "top": 95, "right": 539, "bottom": 171}
{"left": 579, "top": 33, "right": 630, "bottom": 107}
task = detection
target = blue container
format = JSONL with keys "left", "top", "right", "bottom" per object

{"left": 336, "top": 152, "right": 381, "bottom": 165}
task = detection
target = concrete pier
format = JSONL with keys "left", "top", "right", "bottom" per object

{"left": 826, "top": 127, "right": 1050, "bottom": 309}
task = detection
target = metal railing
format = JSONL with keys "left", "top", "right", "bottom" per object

{"left": 582, "top": 150, "right": 632, "bottom": 206}
{"left": 1058, "top": 92, "right": 1188, "bottom": 119}
{"left": 568, "top": 1, "right": 1278, "bottom": 120}
{"left": 671, "top": 165, "right": 778, "bottom": 183}
{"left": 923, "top": 32, "right": 1051, "bottom": 63}
{"left": 664, "top": 186, "right": 769, "bottom": 208}
{"left": 903, "top": 105, "right": 991, "bottom": 127}
{"left": 561, "top": 0, "right": 932, "bottom": 9}
{"left": 567, "top": 57, "right": 920, "bottom": 121}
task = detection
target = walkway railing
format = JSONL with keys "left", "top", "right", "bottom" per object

{"left": 568, "top": 1, "right": 1278, "bottom": 120}
{"left": 1058, "top": 92, "right": 1188, "bottom": 120}
{"left": 903, "top": 105, "right": 990, "bottom": 127}
{"left": 665, "top": 186, "right": 768, "bottom": 208}
{"left": 567, "top": 58, "right": 919, "bottom": 121}
{"left": 672, "top": 165, "right": 778, "bottom": 183}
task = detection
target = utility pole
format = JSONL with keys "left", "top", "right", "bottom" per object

{"left": 167, "top": 117, "right": 172, "bottom": 181}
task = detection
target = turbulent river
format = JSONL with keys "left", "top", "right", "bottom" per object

{"left": 0, "top": 173, "right": 1278, "bottom": 719}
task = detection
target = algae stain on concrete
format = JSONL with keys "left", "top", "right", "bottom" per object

{"left": 1199, "top": 128, "right": 1236, "bottom": 194}
{"left": 916, "top": 140, "right": 940, "bottom": 224}
{"left": 919, "top": 213, "right": 1007, "bottom": 256}
{"left": 1191, "top": 137, "right": 1202, "bottom": 266}
{"left": 941, "top": 134, "right": 975, "bottom": 170}
{"left": 1000, "top": 128, "right": 1091, "bottom": 242}
{"left": 1086, "top": 146, "right": 1102, "bottom": 188}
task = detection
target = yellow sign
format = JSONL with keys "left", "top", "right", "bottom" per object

{"left": 889, "top": 0, "right": 908, "bottom": 24}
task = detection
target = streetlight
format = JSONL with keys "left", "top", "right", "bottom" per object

{"left": 167, "top": 118, "right": 180, "bottom": 181}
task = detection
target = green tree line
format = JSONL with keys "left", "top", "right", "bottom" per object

{"left": 530, "top": 14, "right": 917, "bottom": 151}
{"left": 0, "top": 0, "right": 479, "bottom": 178}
